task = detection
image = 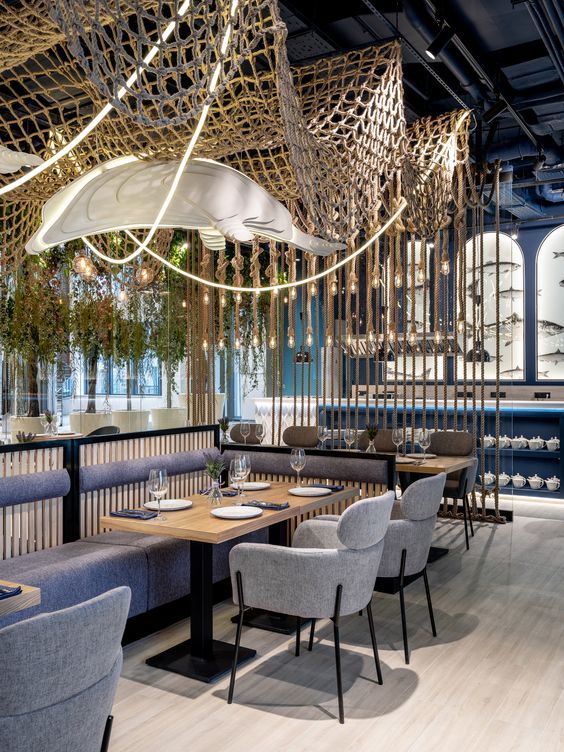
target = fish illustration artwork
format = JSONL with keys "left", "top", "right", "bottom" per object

{"left": 538, "top": 320, "right": 564, "bottom": 336}
{"left": 553, "top": 251, "right": 564, "bottom": 259}
{"left": 500, "top": 365, "right": 524, "bottom": 378}
{"left": 498, "top": 286, "right": 523, "bottom": 301}
{"left": 482, "top": 261, "right": 521, "bottom": 276}
{"left": 538, "top": 370, "right": 551, "bottom": 379}
{"left": 539, "top": 349, "right": 564, "bottom": 366}
{"left": 559, "top": 279, "right": 564, "bottom": 287}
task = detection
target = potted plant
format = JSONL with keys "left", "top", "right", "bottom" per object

{"left": 204, "top": 454, "right": 225, "bottom": 506}
{"left": 365, "top": 424, "right": 378, "bottom": 453}
{"left": 0, "top": 253, "right": 69, "bottom": 438}
{"left": 218, "top": 417, "right": 230, "bottom": 444}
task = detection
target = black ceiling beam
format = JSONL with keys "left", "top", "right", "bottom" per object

{"left": 487, "top": 39, "right": 549, "bottom": 69}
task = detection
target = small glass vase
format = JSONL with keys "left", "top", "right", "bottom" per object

{"left": 207, "top": 479, "right": 223, "bottom": 506}
{"left": 221, "top": 429, "right": 229, "bottom": 444}
{"left": 366, "top": 439, "right": 376, "bottom": 454}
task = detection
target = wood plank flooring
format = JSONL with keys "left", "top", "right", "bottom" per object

{"left": 111, "top": 506, "right": 564, "bottom": 751}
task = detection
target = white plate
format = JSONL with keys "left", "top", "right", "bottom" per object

{"left": 231, "top": 481, "right": 271, "bottom": 491}
{"left": 396, "top": 456, "right": 418, "bottom": 464}
{"left": 210, "top": 506, "right": 263, "bottom": 519}
{"left": 406, "top": 452, "right": 437, "bottom": 459}
{"left": 144, "top": 499, "right": 193, "bottom": 512}
{"left": 288, "top": 486, "right": 333, "bottom": 497}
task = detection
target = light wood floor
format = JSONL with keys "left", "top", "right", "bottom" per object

{"left": 112, "top": 506, "right": 564, "bottom": 752}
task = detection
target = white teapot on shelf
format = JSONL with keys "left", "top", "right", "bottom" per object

{"left": 510, "top": 435, "right": 527, "bottom": 450}
{"left": 482, "top": 434, "right": 496, "bottom": 448}
{"left": 527, "top": 474, "right": 544, "bottom": 490}
{"left": 498, "top": 435, "right": 512, "bottom": 449}
{"left": 527, "top": 436, "right": 545, "bottom": 451}
{"left": 498, "top": 471, "right": 510, "bottom": 487}
{"left": 480, "top": 471, "right": 495, "bottom": 486}
{"left": 511, "top": 472, "right": 526, "bottom": 488}
{"left": 546, "top": 476, "right": 560, "bottom": 492}
{"left": 546, "top": 437, "right": 560, "bottom": 452}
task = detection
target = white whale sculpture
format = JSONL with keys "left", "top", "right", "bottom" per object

{"left": 26, "top": 156, "right": 345, "bottom": 256}
{"left": 0, "top": 145, "right": 43, "bottom": 175}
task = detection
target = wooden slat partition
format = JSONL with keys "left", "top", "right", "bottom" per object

{"left": 80, "top": 428, "right": 216, "bottom": 538}
{"left": 0, "top": 444, "right": 64, "bottom": 560}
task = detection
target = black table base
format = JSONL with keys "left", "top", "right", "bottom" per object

{"left": 147, "top": 638, "right": 256, "bottom": 683}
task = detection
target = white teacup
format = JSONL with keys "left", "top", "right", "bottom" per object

{"left": 546, "top": 476, "right": 560, "bottom": 492}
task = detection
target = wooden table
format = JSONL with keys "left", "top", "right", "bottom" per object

{"left": 101, "top": 482, "right": 360, "bottom": 683}
{"left": 396, "top": 454, "right": 475, "bottom": 475}
{"left": 0, "top": 580, "right": 40, "bottom": 617}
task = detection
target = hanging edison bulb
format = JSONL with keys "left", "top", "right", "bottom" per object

{"left": 217, "top": 337, "right": 225, "bottom": 351}
{"left": 202, "top": 290, "right": 210, "bottom": 306}
{"left": 434, "top": 330, "right": 442, "bottom": 345}
{"left": 388, "top": 327, "right": 396, "bottom": 343}
{"left": 346, "top": 332, "right": 353, "bottom": 347}
{"left": 417, "top": 266, "right": 425, "bottom": 284}
{"left": 290, "top": 287, "right": 297, "bottom": 300}
{"left": 310, "top": 283, "right": 317, "bottom": 296}
{"left": 371, "top": 269, "right": 380, "bottom": 288}
{"left": 326, "top": 332, "right": 333, "bottom": 347}
{"left": 394, "top": 270, "right": 402, "bottom": 288}
{"left": 283, "top": 295, "right": 288, "bottom": 304}
{"left": 202, "top": 339, "right": 209, "bottom": 352}
{"left": 305, "top": 328, "right": 314, "bottom": 347}
{"left": 268, "top": 335, "right": 277, "bottom": 350}
{"left": 182, "top": 299, "right": 187, "bottom": 309}
{"left": 220, "top": 293, "right": 227, "bottom": 308}
{"left": 117, "top": 287, "right": 128, "bottom": 303}
{"left": 287, "top": 328, "right": 296, "bottom": 348}
{"left": 135, "top": 263, "right": 155, "bottom": 288}
{"left": 441, "top": 255, "right": 450, "bottom": 275}
{"left": 367, "top": 329, "right": 375, "bottom": 343}
{"left": 408, "top": 325, "right": 417, "bottom": 347}
{"left": 252, "top": 333, "right": 260, "bottom": 347}
{"left": 234, "top": 337, "right": 241, "bottom": 350}
{"left": 456, "top": 316, "right": 465, "bottom": 334}
{"left": 235, "top": 292, "right": 242, "bottom": 303}
{"left": 330, "top": 279, "right": 338, "bottom": 296}
{"left": 350, "top": 280, "right": 357, "bottom": 294}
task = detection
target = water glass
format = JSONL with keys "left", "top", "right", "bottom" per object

{"left": 419, "top": 428, "right": 431, "bottom": 461}
{"left": 290, "top": 448, "right": 306, "bottom": 486}
{"left": 148, "top": 468, "right": 168, "bottom": 520}
{"left": 240, "top": 421, "right": 250, "bottom": 445}
{"left": 344, "top": 428, "right": 355, "bottom": 451}
{"left": 255, "top": 424, "right": 265, "bottom": 444}
{"left": 229, "top": 458, "right": 246, "bottom": 498}
{"left": 317, "top": 425, "right": 328, "bottom": 448}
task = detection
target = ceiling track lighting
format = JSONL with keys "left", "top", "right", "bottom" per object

{"left": 425, "top": 24, "right": 454, "bottom": 60}
{"left": 483, "top": 99, "right": 508, "bottom": 125}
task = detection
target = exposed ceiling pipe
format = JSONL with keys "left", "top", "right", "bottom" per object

{"left": 485, "top": 135, "right": 564, "bottom": 166}
{"left": 402, "top": 1, "right": 483, "bottom": 101}
{"left": 525, "top": 0, "right": 564, "bottom": 85}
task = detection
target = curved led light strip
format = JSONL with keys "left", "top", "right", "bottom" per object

{"left": 0, "top": 0, "right": 194, "bottom": 197}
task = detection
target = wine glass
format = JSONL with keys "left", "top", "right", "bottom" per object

{"left": 419, "top": 428, "right": 431, "bottom": 461}
{"left": 148, "top": 468, "right": 168, "bottom": 521}
{"left": 392, "top": 428, "right": 404, "bottom": 459}
{"left": 344, "top": 428, "right": 355, "bottom": 451}
{"left": 317, "top": 424, "right": 328, "bottom": 449}
{"left": 255, "top": 424, "right": 265, "bottom": 444}
{"left": 229, "top": 458, "right": 246, "bottom": 499}
{"left": 240, "top": 420, "right": 250, "bottom": 445}
{"left": 290, "top": 448, "right": 306, "bottom": 486}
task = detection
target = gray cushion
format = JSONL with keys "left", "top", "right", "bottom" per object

{"left": 0, "top": 587, "right": 129, "bottom": 752}
{"left": 0, "top": 470, "right": 71, "bottom": 509}
{"left": 222, "top": 449, "right": 389, "bottom": 485}
{"left": 79, "top": 447, "right": 221, "bottom": 493}
{"left": 282, "top": 426, "right": 319, "bottom": 448}
{"left": 230, "top": 424, "right": 261, "bottom": 444}
{"left": 0, "top": 541, "right": 148, "bottom": 628}
{"left": 337, "top": 491, "right": 396, "bottom": 549}
{"left": 358, "top": 429, "right": 396, "bottom": 453}
{"left": 401, "top": 473, "right": 446, "bottom": 520}
{"left": 429, "top": 430, "right": 473, "bottom": 456}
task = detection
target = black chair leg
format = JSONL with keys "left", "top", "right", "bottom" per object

{"left": 466, "top": 496, "right": 475, "bottom": 537}
{"left": 332, "top": 585, "right": 344, "bottom": 724}
{"left": 462, "top": 495, "right": 470, "bottom": 550}
{"left": 423, "top": 568, "right": 437, "bottom": 637}
{"left": 228, "top": 572, "right": 245, "bottom": 704}
{"left": 399, "top": 549, "right": 409, "bottom": 665}
{"left": 308, "top": 619, "right": 316, "bottom": 651}
{"left": 100, "top": 716, "right": 113, "bottom": 752}
{"left": 366, "top": 600, "right": 383, "bottom": 685}
{"left": 295, "top": 616, "right": 302, "bottom": 657}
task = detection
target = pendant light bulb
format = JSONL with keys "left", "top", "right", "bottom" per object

{"left": 434, "top": 330, "right": 441, "bottom": 345}
{"left": 310, "top": 283, "right": 317, "bottom": 296}
{"left": 409, "top": 328, "right": 417, "bottom": 347}
{"left": 218, "top": 337, "right": 225, "bottom": 351}
{"left": 235, "top": 292, "right": 242, "bottom": 304}
{"left": 350, "top": 280, "right": 357, "bottom": 294}
{"left": 288, "top": 333, "right": 295, "bottom": 348}
{"left": 394, "top": 272, "right": 402, "bottom": 288}
{"left": 290, "top": 288, "right": 297, "bottom": 300}
{"left": 388, "top": 327, "right": 396, "bottom": 343}
{"left": 202, "top": 339, "right": 209, "bottom": 352}
{"left": 117, "top": 287, "right": 128, "bottom": 303}
{"left": 417, "top": 266, "right": 425, "bottom": 284}
{"left": 305, "top": 329, "right": 314, "bottom": 347}
{"left": 367, "top": 329, "right": 375, "bottom": 343}
{"left": 283, "top": 295, "right": 288, "bottom": 304}
{"left": 252, "top": 333, "right": 260, "bottom": 347}
{"left": 326, "top": 333, "right": 333, "bottom": 347}
{"left": 346, "top": 332, "right": 352, "bottom": 347}
{"left": 456, "top": 317, "right": 465, "bottom": 334}
{"left": 220, "top": 293, "right": 226, "bottom": 308}
{"left": 371, "top": 270, "right": 380, "bottom": 288}
{"left": 330, "top": 280, "right": 338, "bottom": 296}
{"left": 234, "top": 337, "right": 241, "bottom": 351}
{"left": 182, "top": 299, "right": 187, "bottom": 309}
{"left": 203, "top": 290, "right": 210, "bottom": 305}
{"left": 441, "top": 257, "right": 450, "bottom": 275}
{"left": 268, "top": 335, "right": 277, "bottom": 350}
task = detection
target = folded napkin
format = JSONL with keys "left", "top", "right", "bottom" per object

{"left": 241, "top": 500, "right": 290, "bottom": 510}
{"left": 309, "top": 483, "right": 344, "bottom": 492}
{"left": 110, "top": 509, "right": 158, "bottom": 520}
{"left": 0, "top": 584, "right": 22, "bottom": 600}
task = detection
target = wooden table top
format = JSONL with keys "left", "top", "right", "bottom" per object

{"left": 0, "top": 580, "right": 40, "bottom": 617}
{"left": 396, "top": 455, "right": 474, "bottom": 475}
{"left": 101, "top": 482, "right": 361, "bottom": 545}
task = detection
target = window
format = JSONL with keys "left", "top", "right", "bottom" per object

{"left": 84, "top": 355, "right": 162, "bottom": 396}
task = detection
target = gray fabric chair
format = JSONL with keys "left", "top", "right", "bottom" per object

{"left": 429, "top": 430, "right": 473, "bottom": 456}
{"left": 229, "top": 423, "right": 262, "bottom": 444}
{"left": 228, "top": 491, "right": 395, "bottom": 723}
{"left": 377, "top": 473, "right": 446, "bottom": 664}
{"left": 87, "top": 425, "right": 121, "bottom": 437}
{"left": 0, "top": 586, "right": 130, "bottom": 752}
{"left": 282, "top": 425, "right": 319, "bottom": 448}
{"left": 443, "top": 458, "right": 478, "bottom": 550}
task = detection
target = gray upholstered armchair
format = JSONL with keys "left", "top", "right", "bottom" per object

{"left": 0, "top": 586, "right": 130, "bottom": 752}
{"left": 377, "top": 473, "right": 446, "bottom": 664}
{"left": 443, "top": 457, "right": 478, "bottom": 550}
{"left": 228, "top": 491, "right": 395, "bottom": 723}
{"left": 282, "top": 425, "right": 319, "bottom": 447}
